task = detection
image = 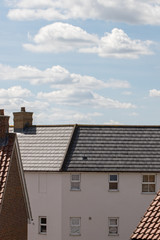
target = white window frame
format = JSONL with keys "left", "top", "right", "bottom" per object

{"left": 39, "top": 216, "right": 47, "bottom": 235}
{"left": 108, "top": 217, "right": 119, "bottom": 236}
{"left": 70, "top": 217, "right": 81, "bottom": 236}
{"left": 109, "top": 174, "right": 118, "bottom": 191}
{"left": 70, "top": 174, "right": 81, "bottom": 191}
{"left": 142, "top": 174, "right": 156, "bottom": 194}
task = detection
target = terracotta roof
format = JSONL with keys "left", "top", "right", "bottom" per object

{"left": 0, "top": 134, "right": 15, "bottom": 206}
{"left": 131, "top": 191, "right": 160, "bottom": 240}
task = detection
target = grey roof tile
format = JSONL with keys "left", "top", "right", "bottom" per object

{"left": 62, "top": 125, "right": 160, "bottom": 172}
{"left": 14, "top": 126, "right": 74, "bottom": 171}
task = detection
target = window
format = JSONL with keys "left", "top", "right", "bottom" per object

{"left": 108, "top": 218, "right": 119, "bottom": 236}
{"left": 109, "top": 174, "right": 118, "bottom": 191}
{"left": 70, "top": 217, "right": 81, "bottom": 236}
{"left": 71, "top": 174, "right": 80, "bottom": 191}
{"left": 39, "top": 217, "right": 47, "bottom": 234}
{"left": 142, "top": 174, "right": 156, "bottom": 193}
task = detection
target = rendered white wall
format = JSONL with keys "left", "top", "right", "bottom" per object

{"left": 25, "top": 172, "right": 62, "bottom": 240}
{"left": 25, "top": 172, "right": 160, "bottom": 240}
{"left": 61, "top": 172, "right": 160, "bottom": 240}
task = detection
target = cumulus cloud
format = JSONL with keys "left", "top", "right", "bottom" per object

{"left": 23, "top": 23, "right": 153, "bottom": 59}
{"left": 36, "top": 109, "right": 102, "bottom": 124}
{"left": 0, "top": 63, "right": 130, "bottom": 89}
{"left": 0, "top": 86, "right": 32, "bottom": 98}
{"left": 80, "top": 28, "right": 153, "bottom": 59}
{"left": 149, "top": 89, "right": 160, "bottom": 97}
{"left": 23, "top": 22, "right": 98, "bottom": 53}
{"left": 37, "top": 88, "right": 136, "bottom": 109}
{"left": 6, "top": 0, "right": 160, "bottom": 25}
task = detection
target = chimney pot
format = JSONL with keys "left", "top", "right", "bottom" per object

{"left": 21, "top": 107, "right": 25, "bottom": 112}
{"left": 13, "top": 107, "right": 33, "bottom": 132}
{"left": 0, "top": 109, "right": 4, "bottom": 115}
{"left": 0, "top": 109, "right": 9, "bottom": 145}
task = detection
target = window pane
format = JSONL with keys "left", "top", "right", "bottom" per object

{"left": 41, "top": 226, "right": 47, "bottom": 233}
{"left": 71, "top": 218, "right": 80, "bottom": 226}
{"left": 41, "top": 218, "right": 47, "bottom": 224}
{"left": 71, "top": 226, "right": 80, "bottom": 235}
{"left": 109, "top": 182, "right": 118, "bottom": 190}
{"left": 110, "top": 219, "right": 117, "bottom": 225}
{"left": 149, "top": 184, "right": 155, "bottom": 192}
{"left": 71, "top": 182, "right": 80, "bottom": 190}
{"left": 149, "top": 175, "right": 155, "bottom": 182}
{"left": 142, "top": 184, "right": 148, "bottom": 192}
{"left": 143, "top": 175, "right": 148, "bottom": 182}
{"left": 72, "top": 175, "right": 80, "bottom": 181}
{"left": 110, "top": 175, "right": 117, "bottom": 181}
{"left": 109, "top": 227, "right": 118, "bottom": 234}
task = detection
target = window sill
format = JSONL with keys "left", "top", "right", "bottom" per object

{"left": 108, "top": 189, "right": 119, "bottom": 192}
{"left": 141, "top": 192, "right": 156, "bottom": 195}
{"left": 108, "top": 234, "right": 119, "bottom": 236}
{"left": 70, "top": 234, "right": 81, "bottom": 236}
{"left": 70, "top": 189, "right": 81, "bottom": 191}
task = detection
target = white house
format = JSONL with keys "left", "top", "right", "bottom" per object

{"left": 12, "top": 107, "right": 160, "bottom": 240}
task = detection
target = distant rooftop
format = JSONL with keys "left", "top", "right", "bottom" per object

{"left": 9, "top": 124, "right": 160, "bottom": 172}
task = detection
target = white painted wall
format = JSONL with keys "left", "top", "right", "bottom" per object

{"left": 25, "top": 172, "right": 160, "bottom": 240}
{"left": 25, "top": 172, "right": 62, "bottom": 240}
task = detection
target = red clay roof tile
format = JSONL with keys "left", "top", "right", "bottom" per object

{"left": 0, "top": 134, "right": 15, "bottom": 207}
{"left": 131, "top": 191, "right": 160, "bottom": 240}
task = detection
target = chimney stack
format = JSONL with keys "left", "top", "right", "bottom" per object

{"left": 13, "top": 107, "right": 33, "bottom": 132}
{"left": 0, "top": 109, "right": 9, "bottom": 145}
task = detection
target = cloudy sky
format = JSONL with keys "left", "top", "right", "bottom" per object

{"left": 1, "top": 0, "right": 160, "bottom": 125}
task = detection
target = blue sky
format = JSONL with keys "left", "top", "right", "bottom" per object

{"left": 1, "top": 0, "right": 160, "bottom": 125}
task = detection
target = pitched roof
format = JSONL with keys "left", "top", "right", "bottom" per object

{"left": 62, "top": 125, "right": 160, "bottom": 172}
{"left": 131, "top": 191, "right": 160, "bottom": 240}
{"left": 15, "top": 125, "right": 74, "bottom": 171}
{"left": 0, "top": 134, "right": 15, "bottom": 205}
{"left": 0, "top": 133, "right": 32, "bottom": 220}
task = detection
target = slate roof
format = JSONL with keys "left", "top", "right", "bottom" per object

{"left": 62, "top": 125, "right": 160, "bottom": 172}
{"left": 15, "top": 125, "right": 74, "bottom": 171}
{"left": 131, "top": 191, "right": 160, "bottom": 240}
{"left": 0, "top": 134, "right": 15, "bottom": 205}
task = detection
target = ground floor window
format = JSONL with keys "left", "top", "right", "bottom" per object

{"left": 70, "top": 217, "right": 81, "bottom": 236}
{"left": 39, "top": 216, "right": 47, "bottom": 234}
{"left": 108, "top": 217, "right": 119, "bottom": 236}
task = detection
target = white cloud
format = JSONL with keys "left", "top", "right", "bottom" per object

{"left": 0, "top": 63, "right": 130, "bottom": 89}
{"left": 0, "top": 86, "right": 32, "bottom": 98}
{"left": 23, "top": 22, "right": 98, "bottom": 53}
{"left": 6, "top": 0, "right": 160, "bottom": 25}
{"left": 35, "top": 109, "right": 102, "bottom": 124}
{"left": 37, "top": 88, "right": 136, "bottom": 109}
{"left": 23, "top": 24, "right": 153, "bottom": 59}
{"left": 80, "top": 28, "right": 153, "bottom": 59}
{"left": 149, "top": 89, "right": 160, "bottom": 97}
{"left": 104, "top": 120, "right": 122, "bottom": 125}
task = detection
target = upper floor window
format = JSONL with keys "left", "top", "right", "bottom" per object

{"left": 142, "top": 174, "right": 156, "bottom": 193}
{"left": 70, "top": 217, "right": 81, "bottom": 236}
{"left": 71, "top": 174, "right": 81, "bottom": 191}
{"left": 39, "top": 216, "right": 47, "bottom": 234}
{"left": 109, "top": 174, "right": 118, "bottom": 191}
{"left": 108, "top": 217, "right": 119, "bottom": 236}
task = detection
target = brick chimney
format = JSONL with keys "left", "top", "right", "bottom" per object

{"left": 0, "top": 109, "right": 9, "bottom": 145}
{"left": 13, "top": 107, "right": 33, "bottom": 132}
